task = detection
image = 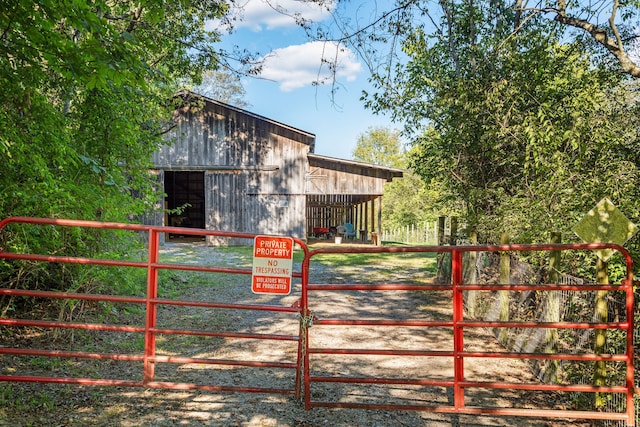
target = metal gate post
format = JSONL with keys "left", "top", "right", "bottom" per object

{"left": 451, "top": 248, "right": 465, "bottom": 410}
{"left": 624, "top": 259, "right": 636, "bottom": 427}
{"left": 300, "top": 254, "right": 312, "bottom": 409}
{"left": 143, "top": 228, "right": 160, "bottom": 383}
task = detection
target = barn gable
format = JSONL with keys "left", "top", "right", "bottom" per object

{"left": 305, "top": 154, "right": 403, "bottom": 239}
{"left": 151, "top": 91, "right": 403, "bottom": 244}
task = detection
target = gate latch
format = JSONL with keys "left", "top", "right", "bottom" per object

{"left": 298, "top": 312, "right": 315, "bottom": 328}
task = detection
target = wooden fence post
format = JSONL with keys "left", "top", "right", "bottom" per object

{"left": 541, "top": 232, "right": 561, "bottom": 382}
{"left": 594, "top": 257, "right": 609, "bottom": 408}
{"left": 465, "top": 229, "right": 478, "bottom": 317}
{"left": 438, "top": 216, "right": 446, "bottom": 245}
{"left": 498, "top": 233, "right": 510, "bottom": 343}
{"left": 436, "top": 216, "right": 449, "bottom": 283}
{"left": 450, "top": 217, "right": 458, "bottom": 245}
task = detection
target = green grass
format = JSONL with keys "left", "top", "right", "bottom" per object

{"left": 27, "top": 356, "right": 73, "bottom": 371}
{"left": 309, "top": 250, "right": 438, "bottom": 272}
{"left": 155, "top": 244, "right": 439, "bottom": 280}
{"left": 212, "top": 245, "right": 254, "bottom": 257}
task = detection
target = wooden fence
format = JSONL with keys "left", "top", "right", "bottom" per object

{"left": 380, "top": 221, "right": 439, "bottom": 245}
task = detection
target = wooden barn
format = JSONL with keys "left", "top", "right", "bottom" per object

{"left": 151, "top": 91, "right": 403, "bottom": 245}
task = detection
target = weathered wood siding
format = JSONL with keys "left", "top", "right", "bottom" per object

{"left": 154, "top": 97, "right": 314, "bottom": 244}
{"left": 304, "top": 155, "right": 403, "bottom": 237}
{"left": 306, "top": 166, "right": 386, "bottom": 195}
{"left": 155, "top": 103, "right": 314, "bottom": 168}
{"left": 204, "top": 170, "right": 306, "bottom": 245}
{"left": 305, "top": 155, "right": 399, "bottom": 195}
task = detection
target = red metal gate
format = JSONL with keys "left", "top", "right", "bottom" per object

{"left": 300, "top": 244, "right": 636, "bottom": 426}
{"left": 0, "top": 217, "right": 636, "bottom": 425}
{"left": 0, "top": 217, "right": 306, "bottom": 396}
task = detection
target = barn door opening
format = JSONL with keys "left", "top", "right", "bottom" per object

{"left": 165, "top": 171, "right": 205, "bottom": 236}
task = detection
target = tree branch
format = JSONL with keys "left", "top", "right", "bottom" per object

{"left": 550, "top": 5, "right": 640, "bottom": 77}
{"left": 126, "top": 4, "right": 145, "bottom": 33}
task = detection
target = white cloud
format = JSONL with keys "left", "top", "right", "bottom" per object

{"left": 225, "top": 0, "right": 335, "bottom": 31}
{"left": 258, "top": 41, "right": 362, "bottom": 91}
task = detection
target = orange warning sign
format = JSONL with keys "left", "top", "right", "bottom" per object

{"left": 252, "top": 235, "right": 294, "bottom": 294}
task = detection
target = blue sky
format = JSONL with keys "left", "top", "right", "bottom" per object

{"left": 213, "top": 0, "right": 400, "bottom": 160}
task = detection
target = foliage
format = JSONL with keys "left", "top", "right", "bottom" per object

{"left": 351, "top": 126, "right": 457, "bottom": 230}
{"left": 309, "top": 1, "right": 640, "bottom": 93}
{"left": 538, "top": 0, "right": 640, "bottom": 78}
{"left": 382, "top": 172, "right": 447, "bottom": 228}
{"left": 352, "top": 126, "right": 404, "bottom": 168}
{"left": 0, "top": 0, "right": 227, "bottom": 293}
{"left": 192, "top": 69, "right": 250, "bottom": 108}
{"left": 362, "top": 2, "right": 640, "bottom": 248}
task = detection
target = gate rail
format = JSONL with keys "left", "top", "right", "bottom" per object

{"left": 300, "top": 243, "right": 636, "bottom": 425}
{"left": 0, "top": 216, "right": 307, "bottom": 396}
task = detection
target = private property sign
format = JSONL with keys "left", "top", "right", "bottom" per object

{"left": 252, "top": 235, "right": 294, "bottom": 294}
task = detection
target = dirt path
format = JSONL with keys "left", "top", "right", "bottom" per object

{"left": 0, "top": 241, "right": 589, "bottom": 426}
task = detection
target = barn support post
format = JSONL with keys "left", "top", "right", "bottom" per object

{"left": 342, "top": 195, "right": 347, "bottom": 224}
{"left": 351, "top": 203, "right": 356, "bottom": 229}
{"left": 370, "top": 198, "right": 375, "bottom": 242}
{"left": 364, "top": 199, "right": 370, "bottom": 240}
{"left": 376, "top": 196, "right": 382, "bottom": 244}
{"left": 345, "top": 196, "right": 350, "bottom": 225}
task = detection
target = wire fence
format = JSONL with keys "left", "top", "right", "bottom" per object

{"left": 458, "top": 252, "right": 638, "bottom": 426}
{"left": 384, "top": 220, "right": 637, "bottom": 424}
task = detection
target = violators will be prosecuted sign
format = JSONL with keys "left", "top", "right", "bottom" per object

{"left": 251, "top": 235, "right": 294, "bottom": 295}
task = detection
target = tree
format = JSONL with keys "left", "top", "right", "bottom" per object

{"left": 537, "top": 1, "right": 640, "bottom": 78}
{"left": 305, "top": 1, "right": 640, "bottom": 88}
{"left": 0, "top": 0, "right": 228, "bottom": 292}
{"left": 193, "top": 69, "right": 251, "bottom": 108}
{"left": 360, "top": 3, "right": 640, "bottom": 244}
{"left": 351, "top": 127, "right": 451, "bottom": 230}
{"left": 352, "top": 126, "right": 404, "bottom": 168}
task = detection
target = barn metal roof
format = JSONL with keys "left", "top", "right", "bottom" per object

{"left": 308, "top": 153, "right": 405, "bottom": 182}
{"left": 173, "top": 90, "right": 316, "bottom": 150}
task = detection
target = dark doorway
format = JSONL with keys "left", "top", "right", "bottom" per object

{"left": 165, "top": 171, "right": 205, "bottom": 231}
